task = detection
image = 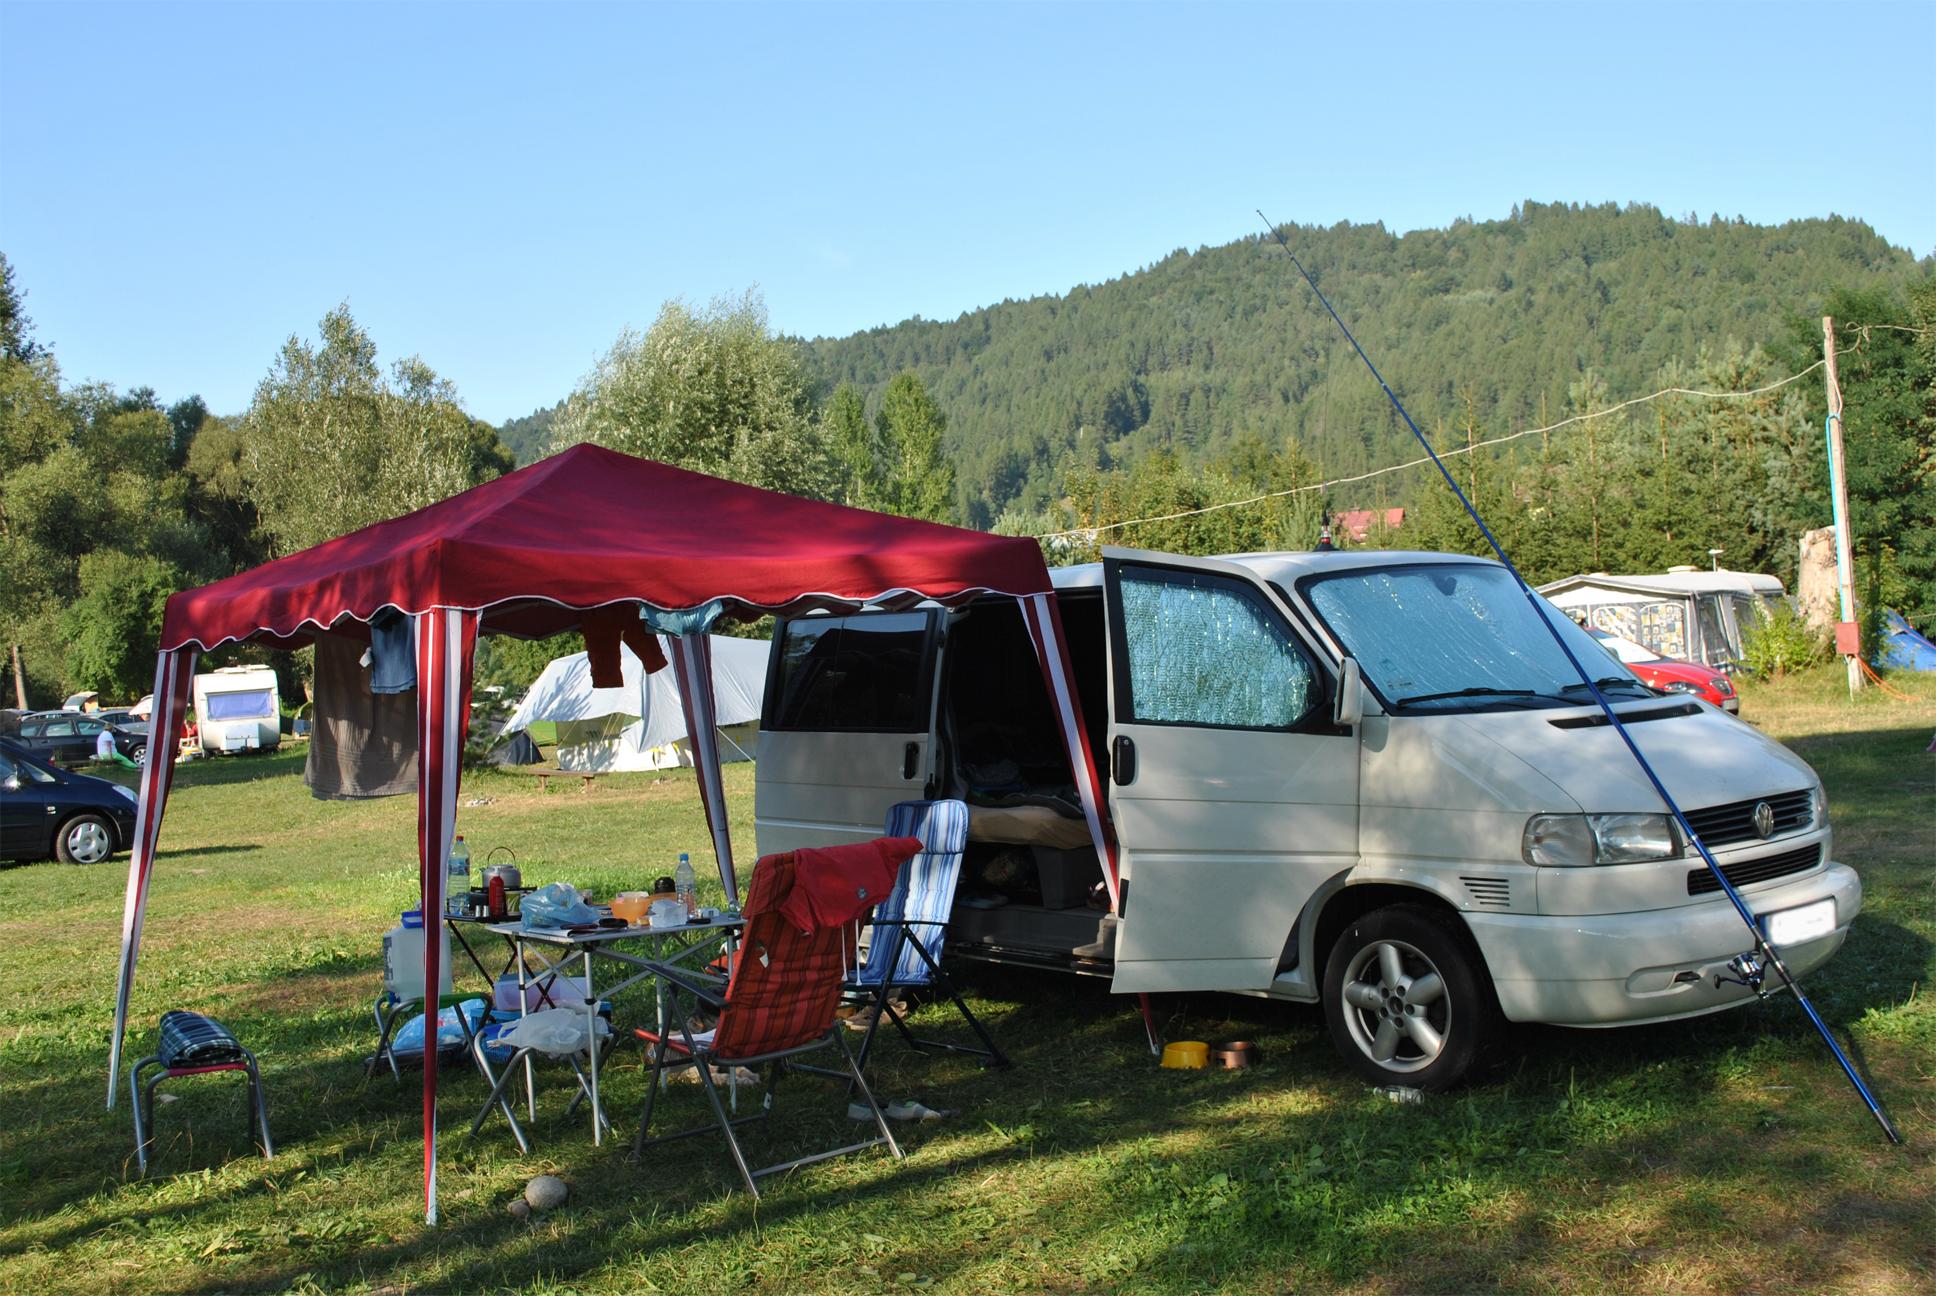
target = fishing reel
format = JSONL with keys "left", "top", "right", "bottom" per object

{"left": 1713, "top": 950, "right": 1770, "bottom": 998}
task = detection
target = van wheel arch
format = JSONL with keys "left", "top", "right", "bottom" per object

{"left": 1312, "top": 883, "right": 1473, "bottom": 971}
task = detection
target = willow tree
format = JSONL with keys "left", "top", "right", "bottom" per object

{"left": 243, "top": 305, "right": 509, "bottom": 556}
{"left": 551, "top": 290, "right": 833, "bottom": 500}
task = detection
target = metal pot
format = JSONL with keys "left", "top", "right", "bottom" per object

{"left": 481, "top": 862, "right": 521, "bottom": 891}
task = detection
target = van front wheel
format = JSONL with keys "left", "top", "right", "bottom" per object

{"left": 1322, "top": 905, "right": 1499, "bottom": 1091}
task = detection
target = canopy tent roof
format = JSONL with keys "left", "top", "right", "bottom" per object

{"left": 159, "top": 443, "right": 1053, "bottom": 652}
{"left": 113, "top": 446, "right": 1115, "bottom": 1226}
{"left": 503, "top": 634, "right": 768, "bottom": 747}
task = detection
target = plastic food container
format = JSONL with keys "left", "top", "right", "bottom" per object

{"left": 610, "top": 892, "right": 652, "bottom": 924}
{"left": 1159, "top": 1040, "right": 1209, "bottom": 1069}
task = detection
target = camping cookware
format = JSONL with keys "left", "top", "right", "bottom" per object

{"left": 481, "top": 847, "right": 520, "bottom": 892}
{"left": 1209, "top": 1041, "right": 1257, "bottom": 1069}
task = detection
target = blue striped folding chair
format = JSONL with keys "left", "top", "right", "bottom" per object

{"left": 843, "top": 800, "right": 1009, "bottom": 1074}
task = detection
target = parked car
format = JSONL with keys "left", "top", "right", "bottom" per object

{"left": 12, "top": 711, "right": 147, "bottom": 766}
{"left": 757, "top": 547, "right": 1850, "bottom": 1090}
{"left": 93, "top": 709, "right": 150, "bottom": 733}
{"left": 1587, "top": 628, "right": 1740, "bottom": 713}
{"left": 0, "top": 737, "right": 138, "bottom": 865}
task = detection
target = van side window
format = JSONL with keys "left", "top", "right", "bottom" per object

{"left": 1117, "top": 568, "right": 1316, "bottom": 729}
{"left": 768, "top": 612, "right": 933, "bottom": 733}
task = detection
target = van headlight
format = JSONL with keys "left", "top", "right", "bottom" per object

{"left": 1522, "top": 813, "right": 1682, "bottom": 866}
{"left": 1810, "top": 783, "right": 1827, "bottom": 829}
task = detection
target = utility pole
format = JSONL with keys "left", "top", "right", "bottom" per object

{"left": 1823, "top": 316, "right": 1862, "bottom": 696}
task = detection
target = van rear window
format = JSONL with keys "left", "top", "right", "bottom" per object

{"left": 767, "top": 613, "right": 933, "bottom": 733}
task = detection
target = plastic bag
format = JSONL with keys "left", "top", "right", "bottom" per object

{"left": 520, "top": 882, "right": 599, "bottom": 929}
{"left": 390, "top": 998, "right": 488, "bottom": 1058}
{"left": 496, "top": 1007, "right": 611, "bottom": 1057}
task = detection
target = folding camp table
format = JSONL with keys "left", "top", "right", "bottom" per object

{"left": 484, "top": 914, "right": 743, "bottom": 1144}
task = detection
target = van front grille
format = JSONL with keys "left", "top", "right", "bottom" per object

{"left": 1687, "top": 844, "right": 1820, "bottom": 896}
{"left": 1460, "top": 876, "right": 1512, "bottom": 909}
{"left": 1681, "top": 789, "right": 1813, "bottom": 848}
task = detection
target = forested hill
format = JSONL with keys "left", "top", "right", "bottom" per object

{"left": 796, "top": 202, "right": 1927, "bottom": 527}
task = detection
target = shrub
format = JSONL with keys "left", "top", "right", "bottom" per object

{"left": 1739, "top": 601, "right": 1826, "bottom": 678}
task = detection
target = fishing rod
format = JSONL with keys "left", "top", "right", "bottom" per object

{"left": 1256, "top": 210, "right": 1902, "bottom": 1144}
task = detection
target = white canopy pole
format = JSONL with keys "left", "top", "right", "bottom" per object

{"left": 668, "top": 632, "right": 738, "bottom": 905}
{"left": 413, "top": 608, "right": 478, "bottom": 1225}
{"left": 107, "top": 646, "right": 198, "bottom": 1108}
{"left": 1018, "top": 593, "right": 1119, "bottom": 910}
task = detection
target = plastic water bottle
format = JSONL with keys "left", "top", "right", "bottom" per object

{"left": 674, "top": 852, "right": 697, "bottom": 916}
{"left": 446, "top": 836, "right": 471, "bottom": 916}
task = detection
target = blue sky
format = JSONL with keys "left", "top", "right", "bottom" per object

{"left": 3, "top": 0, "right": 1931, "bottom": 425}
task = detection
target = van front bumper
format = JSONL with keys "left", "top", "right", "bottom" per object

{"left": 1466, "top": 863, "right": 1860, "bottom": 1026}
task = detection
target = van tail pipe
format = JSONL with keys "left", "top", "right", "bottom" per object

{"left": 1256, "top": 210, "right": 1901, "bottom": 1144}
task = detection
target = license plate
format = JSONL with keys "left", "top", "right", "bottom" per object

{"left": 1760, "top": 897, "right": 1836, "bottom": 947}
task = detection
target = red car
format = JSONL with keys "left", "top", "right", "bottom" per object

{"left": 1588, "top": 629, "right": 1739, "bottom": 714}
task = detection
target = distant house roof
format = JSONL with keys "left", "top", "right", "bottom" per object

{"left": 1333, "top": 508, "right": 1404, "bottom": 542}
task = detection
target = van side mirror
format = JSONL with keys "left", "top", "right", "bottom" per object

{"left": 1334, "top": 658, "right": 1364, "bottom": 728}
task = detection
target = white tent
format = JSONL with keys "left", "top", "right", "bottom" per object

{"left": 501, "top": 634, "right": 768, "bottom": 772}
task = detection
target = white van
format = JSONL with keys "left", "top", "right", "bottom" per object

{"left": 754, "top": 548, "right": 1859, "bottom": 1089}
{"left": 192, "top": 665, "right": 282, "bottom": 754}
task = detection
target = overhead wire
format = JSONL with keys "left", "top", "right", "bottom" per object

{"left": 1040, "top": 322, "right": 1915, "bottom": 543}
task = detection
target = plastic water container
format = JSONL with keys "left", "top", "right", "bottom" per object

{"left": 493, "top": 974, "right": 591, "bottom": 1012}
{"left": 382, "top": 910, "right": 454, "bottom": 1000}
{"left": 674, "top": 852, "right": 697, "bottom": 916}
{"left": 445, "top": 836, "right": 471, "bottom": 917}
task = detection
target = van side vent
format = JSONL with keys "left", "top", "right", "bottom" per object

{"left": 1460, "top": 876, "right": 1512, "bottom": 909}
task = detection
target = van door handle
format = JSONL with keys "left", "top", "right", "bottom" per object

{"left": 902, "top": 742, "right": 920, "bottom": 780}
{"left": 1112, "top": 735, "right": 1136, "bottom": 786}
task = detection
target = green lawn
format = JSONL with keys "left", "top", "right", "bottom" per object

{"left": 2, "top": 667, "right": 1933, "bottom": 1294}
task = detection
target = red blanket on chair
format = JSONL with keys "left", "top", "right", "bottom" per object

{"left": 708, "top": 839, "right": 920, "bottom": 1060}
{"left": 778, "top": 837, "right": 922, "bottom": 933}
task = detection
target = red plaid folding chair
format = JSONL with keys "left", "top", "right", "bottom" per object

{"left": 632, "top": 849, "right": 904, "bottom": 1197}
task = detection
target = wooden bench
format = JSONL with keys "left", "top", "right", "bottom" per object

{"left": 521, "top": 767, "right": 600, "bottom": 794}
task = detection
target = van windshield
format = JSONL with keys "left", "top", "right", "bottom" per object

{"left": 1301, "top": 564, "right": 1651, "bottom": 711}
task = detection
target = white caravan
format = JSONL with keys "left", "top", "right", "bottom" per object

{"left": 754, "top": 548, "right": 1858, "bottom": 1089}
{"left": 193, "top": 665, "right": 282, "bottom": 754}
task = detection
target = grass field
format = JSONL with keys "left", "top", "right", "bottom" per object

{"left": 2, "top": 665, "right": 1932, "bottom": 1294}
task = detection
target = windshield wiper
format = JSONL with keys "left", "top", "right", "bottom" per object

{"left": 1394, "top": 686, "right": 1543, "bottom": 707}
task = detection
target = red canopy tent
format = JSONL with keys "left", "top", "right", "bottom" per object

{"left": 107, "top": 444, "right": 1117, "bottom": 1222}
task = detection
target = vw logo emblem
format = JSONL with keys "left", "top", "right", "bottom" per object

{"left": 1752, "top": 801, "right": 1776, "bottom": 839}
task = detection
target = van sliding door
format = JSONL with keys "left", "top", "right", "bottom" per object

{"left": 753, "top": 609, "right": 944, "bottom": 855}
{"left": 1102, "top": 550, "right": 1359, "bottom": 994}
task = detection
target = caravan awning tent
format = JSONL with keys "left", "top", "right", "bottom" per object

{"left": 503, "top": 634, "right": 768, "bottom": 771}
{"left": 1536, "top": 570, "right": 1786, "bottom": 670}
{"left": 109, "top": 444, "right": 1117, "bottom": 1223}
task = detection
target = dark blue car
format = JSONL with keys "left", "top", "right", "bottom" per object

{"left": 0, "top": 737, "right": 139, "bottom": 864}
